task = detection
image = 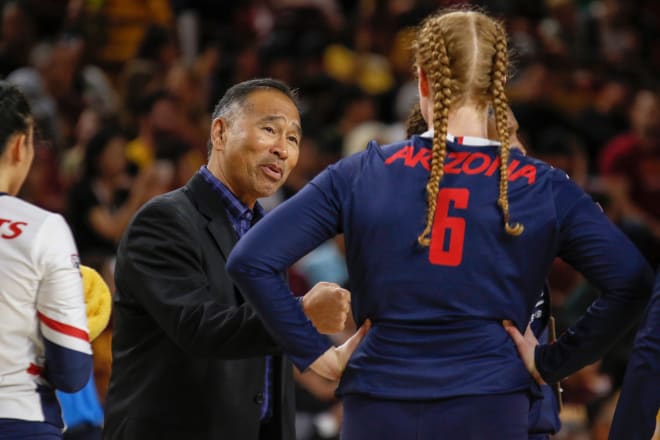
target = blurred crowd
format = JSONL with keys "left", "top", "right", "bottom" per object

{"left": 1, "top": 0, "right": 658, "bottom": 439}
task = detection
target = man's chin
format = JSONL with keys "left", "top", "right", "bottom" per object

{"left": 257, "top": 183, "right": 284, "bottom": 199}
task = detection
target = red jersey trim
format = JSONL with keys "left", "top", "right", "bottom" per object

{"left": 37, "top": 311, "right": 89, "bottom": 342}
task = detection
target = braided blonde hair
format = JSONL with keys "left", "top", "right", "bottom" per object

{"left": 492, "top": 21, "right": 524, "bottom": 235}
{"left": 413, "top": 9, "right": 523, "bottom": 246}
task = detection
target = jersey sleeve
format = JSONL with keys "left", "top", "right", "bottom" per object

{"left": 609, "top": 271, "right": 660, "bottom": 440}
{"left": 534, "top": 172, "right": 654, "bottom": 383}
{"left": 34, "top": 214, "right": 92, "bottom": 392}
{"left": 226, "top": 163, "right": 353, "bottom": 370}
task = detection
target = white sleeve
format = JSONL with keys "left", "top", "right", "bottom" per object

{"left": 34, "top": 214, "right": 91, "bottom": 355}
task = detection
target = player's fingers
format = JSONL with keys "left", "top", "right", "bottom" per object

{"left": 340, "top": 319, "right": 371, "bottom": 355}
{"left": 503, "top": 320, "right": 525, "bottom": 346}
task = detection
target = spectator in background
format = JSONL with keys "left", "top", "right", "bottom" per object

{"left": 59, "top": 107, "right": 103, "bottom": 189}
{"left": 9, "top": 33, "right": 118, "bottom": 152}
{"left": 76, "top": 0, "right": 173, "bottom": 76}
{"left": 0, "top": 0, "right": 36, "bottom": 77}
{"left": 134, "top": 25, "right": 179, "bottom": 74}
{"left": 67, "top": 125, "right": 165, "bottom": 266}
{"left": 599, "top": 88, "right": 660, "bottom": 266}
{"left": 17, "top": 141, "right": 66, "bottom": 213}
{"left": 508, "top": 61, "right": 574, "bottom": 151}
{"left": 124, "top": 90, "right": 181, "bottom": 171}
{"left": 164, "top": 62, "right": 210, "bottom": 156}
{"left": 574, "top": 74, "right": 631, "bottom": 173}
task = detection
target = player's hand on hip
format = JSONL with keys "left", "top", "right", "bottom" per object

{"left": 503, "top": 320, "right": 546, "bottom": 385}
{"left": 302, "top": 282, "right": 351, "bottom": 334}
{"left": 309, "top": 319, "right": 371, "bottom": 381}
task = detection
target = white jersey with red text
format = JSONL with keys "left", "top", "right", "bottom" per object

{"left": 0, "top": 193, "right": 91, "bottom": 425}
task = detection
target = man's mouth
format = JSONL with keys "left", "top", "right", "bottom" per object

{"left": 260, "top": 163, "right": 283, "bottom": 180}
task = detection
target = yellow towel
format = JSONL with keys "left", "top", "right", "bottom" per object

{"left": 80, "top": 265, "right": 112, "bottom": 342}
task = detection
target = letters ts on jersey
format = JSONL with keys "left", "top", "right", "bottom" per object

{"left": 0, "top": 217, "right": 28, "bottom": 239}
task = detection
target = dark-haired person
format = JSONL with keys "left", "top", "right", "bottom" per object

{"left": 226, "top": 9, "right": 652, "bottom": 439}
{"left": 103, "top": 78, "right": 359, "bottom": 440}
{"left": 0, "top": 81, "right": 92, "bottom": 438}
{"left": 67, "top": 125, "right": 166, "bottom": 267}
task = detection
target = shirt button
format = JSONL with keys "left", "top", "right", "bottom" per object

{"left": 254, "top": 392, "right": 264, "bottom": 405}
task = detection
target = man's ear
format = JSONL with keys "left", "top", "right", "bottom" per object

{"left": 210, "top": 118, "right": 227, "bottom": 152}
{"left": 417, "top": 66, "right": 430, "bottom": 98}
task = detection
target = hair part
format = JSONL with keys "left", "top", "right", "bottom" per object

{"left": 208, "top": 78, "right": 300, "bottom": 156}
{"left": 413, "top": 9, "right": 523, "bottom": 246}
{"left": 0, "top": 81, "right": 32, "bottom": 156}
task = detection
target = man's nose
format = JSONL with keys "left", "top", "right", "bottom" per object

{"left": 271, "top": 136, "right": 289, "bottom": 159}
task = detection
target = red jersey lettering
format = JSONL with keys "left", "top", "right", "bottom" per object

{"left": 0, "top": 218, "right": 27, "bottom": 239}
{"left": 384, "top": 146, "right": 414, "bottom": 166}
{"left": 385, "top": 146, "right": 537, "bottom": 185}
{"left": 444, "top": 152, "right": 469, "bottom": 174}
{"left": 485, "top": 156, "right": 500, "bottom": 176}
{"left": 408, "top": 149, "right": 431, "bottom": 170}
{"left": 462, "top": 152, "right": 490, "bottom": 175}
{"left": 510, "top": 165, "right": 537, "bottom": 185}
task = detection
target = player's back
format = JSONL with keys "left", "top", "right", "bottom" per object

{"left": 338, "top": 135, "right": 560, "bottom": 326}
{"left": 330, "top": 134, "right": 588, "bottom": 399}
{"left": 0, "top": 196, "right": 54, "bottom": 370}
{"left": 0, "top": 194, "right": 89, "bottom": 427}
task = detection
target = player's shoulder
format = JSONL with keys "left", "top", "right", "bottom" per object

{"left": 0, "top": 196, "right": 72, "bottom": 253}
{"left": 519, "top": 153, "right": 575, "bottom": 183}
{"left": 0, "top": 195, "right": 62, "bottom": 226}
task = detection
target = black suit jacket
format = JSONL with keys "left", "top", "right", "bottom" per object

{"left": 103, "top": 173, "right": 295, "bottom": 440}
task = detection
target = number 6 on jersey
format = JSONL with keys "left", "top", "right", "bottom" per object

{"left": 429, "top": 188, "right": 469, "bottom": 266}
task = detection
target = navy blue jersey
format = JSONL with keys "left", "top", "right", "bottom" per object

{"left": 227, "top": 134, "right": 653, "bottom": 400}
{"left": 609, "top": 270, "right": 660, "bottom": 440}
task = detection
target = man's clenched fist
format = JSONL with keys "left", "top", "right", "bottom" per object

{"left": 301, "top": 282, "right": 351, "bottom": 334}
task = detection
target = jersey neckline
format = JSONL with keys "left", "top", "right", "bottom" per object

{"left": 419, "top": 130, "right": 501, "bottom": 147}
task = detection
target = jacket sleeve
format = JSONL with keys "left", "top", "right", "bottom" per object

{"left": 36, "top": 214, "right": 92, "bottom": 392}
{"left": 534, "top": 174, "right": 654, "bottom": 382}
{"left": 115, "top": 196, "right": 280, "bottom": 358}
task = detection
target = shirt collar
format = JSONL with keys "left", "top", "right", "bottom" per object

{"left": 198, "top": 166, "right": 265, "bottom": 222}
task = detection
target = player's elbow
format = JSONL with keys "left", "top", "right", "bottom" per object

{"left": 626, "top": 256, "right": 655, "bottom": 299}
{"left": 43, "top": 339, "right": 93, "bottom": 392}
{"left": 48, "top": 362, "right": 92, "bottom": 392}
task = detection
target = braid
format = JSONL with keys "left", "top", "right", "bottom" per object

{"left": 417, "top": 29, "right": 452, "bottom": 246}
{"left": 492, "top": 24, "right": 523, "bottom": 236}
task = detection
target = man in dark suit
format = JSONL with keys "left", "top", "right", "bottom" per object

{"left": 103, "top": 79, "right": 353, "bottom": 439}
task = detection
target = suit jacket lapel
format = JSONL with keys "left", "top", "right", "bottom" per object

{"left": 184, "top": 173, "right": 247, "bottom": 304}
{"left": 183, "top": 173, "right": 238, "bottom": 260}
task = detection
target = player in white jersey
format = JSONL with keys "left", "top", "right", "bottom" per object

{"left": 0, "top": 81, "right": 92, "bottom": 439}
